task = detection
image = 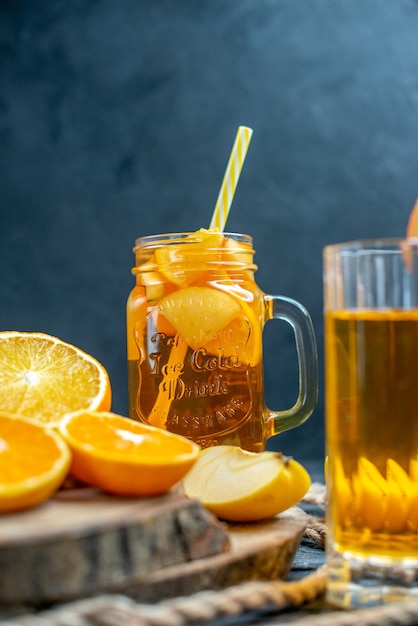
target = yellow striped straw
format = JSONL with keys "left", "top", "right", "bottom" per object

{"left": 209, "top": 126, "right": 253, "bottom": 232}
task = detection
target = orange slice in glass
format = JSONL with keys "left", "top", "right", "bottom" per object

{"left": 222, "top": 235, "right": 254, "bottom": 265}
{"left": 158, "top": 286, "right": 241, "bottom": 350}
{"left": 59, "top": 411, "right": 200, "bottom": 496}
{"left": 155, "top": 229, "right": 225, "bottom": 287}
{"left": 137, "top": 256, "right": 172, "bottom": 302}
{"left": 0, "top": 412, "right": 71, "bottom": 513}
{"left": 0, "top": 331, "right": 112, "bottom": 426}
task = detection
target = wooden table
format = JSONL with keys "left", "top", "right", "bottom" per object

{"left": 0, "top": 460, "right": 323, "bottom": 624}
{"left": 7, "top": 460, "right": 418, "bottom": 626}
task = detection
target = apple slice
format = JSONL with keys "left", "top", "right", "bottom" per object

{"left": 183, "top": 445, "right": 311, "bottom": 522}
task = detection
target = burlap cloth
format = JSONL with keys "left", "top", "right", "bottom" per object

{"left": 3, "top": 483, "right": 418, "bottom": 626}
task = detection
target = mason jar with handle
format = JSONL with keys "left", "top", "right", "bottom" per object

{"left": 127, "top": 229, "right": 318, "bottom": 452}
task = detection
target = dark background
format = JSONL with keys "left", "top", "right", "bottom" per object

{"left": 1, "top": 0, "right": 418, "bottom": 461}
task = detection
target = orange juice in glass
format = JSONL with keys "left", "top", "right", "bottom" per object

{"left": 324, "top": 239, "right": 418, "bottom": 608}
{"left": 127, "top": 229, "right": 318, "bottom": 452}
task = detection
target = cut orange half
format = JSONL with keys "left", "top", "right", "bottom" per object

{"left": 158, "top": 286, "right": 241, "bottom": 350}
{"left": 0, "top": 412, "right": 72, "bottom": 513}
{"left": 0, "top": 331, "right": 112, "bottom": 426}
{"left": 59, "top": 411, "right": 200, "bottom": 496}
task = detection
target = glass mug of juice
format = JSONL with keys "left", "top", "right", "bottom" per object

{"left": 324, "top": 238, "right": 418, "bottom": 608}
{"left": 127, "top": 229, "right": 318, "bottom": 452}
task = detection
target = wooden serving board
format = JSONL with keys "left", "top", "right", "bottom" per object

{"left": 125, "top": 506, "right": 308, "bottom": 604}
{"left": 0, "top": 486, "right": 307, "bottom": 610}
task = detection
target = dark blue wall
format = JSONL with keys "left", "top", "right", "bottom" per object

{"left": 1, "top": 0, "right": 418, "bottom": 460}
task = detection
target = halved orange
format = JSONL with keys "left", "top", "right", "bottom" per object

{"left": 0, "top": 412, "right": 72, "bottom": 513}
{"left": 59, "top": 411, "right": 200, "bottom": 496}
{"left": 158, "top": 286, "right": 241, "bottom": 350}
{"left": 0, "top": 331, "right": 112, "bottom": 426}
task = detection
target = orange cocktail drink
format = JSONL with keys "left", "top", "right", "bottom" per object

{"left": 127, "top": 229, "right": 318, "bottom": 451}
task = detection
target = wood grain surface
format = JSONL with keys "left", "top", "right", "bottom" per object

{"left": 0, "top": 486, "right": 307, "bottom": 610}
{"left": 123, "top": 505, "right": 308, "bottom": 603}
{"left": 0, "top": 486, "right": 230, "bottom": 606}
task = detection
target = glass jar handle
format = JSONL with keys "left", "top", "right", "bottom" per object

{"left": 264, "top": 295, "right": 318, "bottom": 434}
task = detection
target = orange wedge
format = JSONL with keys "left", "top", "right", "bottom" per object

{"left": 59, "top": 411, "right": 200, "bottom": 496}
{"left": 222, "top": 235, "right": 254, "bottom": 273}
{"left": 137, "top": 257, "right": 173, "bottom": 302}
{"left": 0, "top": 412, "right": 71, "bottom": 513}
{"left": 0, "top": 331, "right": 112, "bottom": 426}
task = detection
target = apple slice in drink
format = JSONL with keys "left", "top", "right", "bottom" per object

{"left": 202, "top": 300, "right": 262, "bottom": 366}
{"left": 158, "top": 286, "right": 241, "bottom": 350}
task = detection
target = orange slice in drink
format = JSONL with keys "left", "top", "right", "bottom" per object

{"left": 59, "top": 411, "right": 200, "bottom": 496}
{"left": 158, "top": 286, "right": 241, "bottom": 350}
{"left": 0, "top": 331, "right": 112, "bottom": 426}
{"left": 220, "top": 236, "right": 256, "bottom": 287}
{"left": 0, "top": 412, "right": 71, "bottom": 513}
{"left": 155, "top": 229, "right": 225, "bottom": 287}
{"left": 137, "top": 257, "right": 173, "bottom": 302}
